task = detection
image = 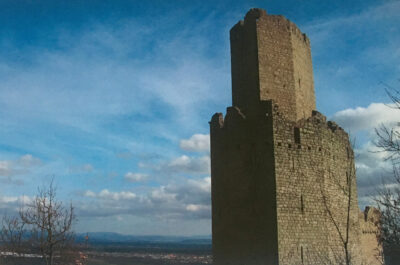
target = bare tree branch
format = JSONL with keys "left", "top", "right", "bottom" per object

{"left": 1, "top": 179, "right": 79, "bottom": 265}
{"left": 374, "top": 82, "right": 400, "bottom": 262}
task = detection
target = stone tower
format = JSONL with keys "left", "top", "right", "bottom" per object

{"left": 230, "top": 8, "right": 315, "bottom": 121}
{"left": 210, "top": 8, "right": 380, "bottom": 265}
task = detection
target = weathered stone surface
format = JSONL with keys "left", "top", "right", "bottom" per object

{"left": 230, "top": 8, "right": 315, "bottom": 122}
{"left": 211, "top": 8, "right": 381, "bottom": 265}
{"left": 360, "top": 207, "right": 382, "bottom": 265}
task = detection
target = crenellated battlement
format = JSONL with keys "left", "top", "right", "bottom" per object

{"left": 231, "top": 10, "right": 310, "bottom": 51}
{"left": 233, "top": 8, "right": 310, "bottom": 44}
{"left": 211, "top": 101, "right": 348, "bottom": 141}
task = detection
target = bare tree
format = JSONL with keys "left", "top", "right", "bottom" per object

{"left": 375, "top": 84, "right": 400, "bottom": 159}
{"left": 0, "top": 180, "right": 77, "bottom": 265}
{"left": 0, "top": 215, "right": 27, "bottom": 261}
{"left": 375, "top": 84, "right": 400, "bottom": 160}
{"left": 374, "top": 84, "right": 400, "bottom": 248}
{"left": 20, "top": 180, "right": 76, "bottom": 265}
{"left": 375, "top": 125, "right": 400, "bottom": 161}
{"left": 375, "top": 166, "right": 400, "bottom": 246}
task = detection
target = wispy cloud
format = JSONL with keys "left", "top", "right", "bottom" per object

{"left": 0, "top": 154, "right": 41, "bottom": 179}
{"left": 303, "top": 1, "right": 400, "bottom": 114}
{"left": 0, "top": 9, "right": 228, "bottom": 202}
{"left": 0, "top": 13, "right": 230, "bottom": 133}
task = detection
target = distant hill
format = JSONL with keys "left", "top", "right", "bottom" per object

{"left": 76, "top": 232, "right": 211, "bottom": 245}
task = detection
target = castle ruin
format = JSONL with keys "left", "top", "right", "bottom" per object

{"left": 210, "top": 8, "right": 381, "bottom": 265}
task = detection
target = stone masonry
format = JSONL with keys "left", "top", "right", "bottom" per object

{"left": 210, "top": 8, "right": 381, "bottom": 265}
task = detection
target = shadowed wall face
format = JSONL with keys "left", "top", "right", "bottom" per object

{"left": 210, "top": 103, "right": 279, "bottom": 265}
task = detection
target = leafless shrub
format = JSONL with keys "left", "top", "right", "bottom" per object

{"left": 0, "top": 180, "right": 80, "bottom": 265}
{"left": 1, "top": 215, "right": 25, "bottom": 255}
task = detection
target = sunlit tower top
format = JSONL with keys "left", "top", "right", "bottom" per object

{"left": 230, "top": 8, "right": 315, "bottom": 121}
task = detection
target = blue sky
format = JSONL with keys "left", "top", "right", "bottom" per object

{"left": 0, "top": 0, "right": 399, "bottom": 236}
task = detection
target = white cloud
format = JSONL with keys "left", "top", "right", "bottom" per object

{"left": 157, "top": 177, "right": 211, "bottom": 207}
{"left": 166, "top": 155, "right": 210, "bottom": 174}
{"left": 331, "top": 103, "right": 399, "bottom": 133}
{"left": 78, "top": 176, "right": 211, "bottom": 220}
{"left": 330, "top": 102, "right": 400, "bottom": 208}
{"left": 188, "top": 177, "right": 211, "bottom": 193}
{"left": 124, "top": 172, "right": 148, "bottom": 182}
{"left": 84, "top": 189, "right": 137, "bottom": 201}
{"left": 186, "top": 204, "right": 210, "bottom": 212}
{"left": 0, "top": 195, "right": 18, "bottom": 204}
{"left": 150, "top": 187, "right": 177, "bottom": 203}
{"left": 139, "top": 154, "right": 210, "bottom": 175}
{"left": 180, "top": 134, "right": 210, "bottom": 152}
{"left": 353, "top": 139, "right": 399, "bottom": 209}
{"left": 355, "top": 142, "right": 391, "bottom": 183}
{"left": 99, "top": 190, "right": 137, "bottom": 200}
{"left": 0, "top": 195, "right": 32, "bottom": 214}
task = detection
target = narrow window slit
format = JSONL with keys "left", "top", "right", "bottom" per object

{"left": 294, "top": 127, "right": 301, "bottom": 144}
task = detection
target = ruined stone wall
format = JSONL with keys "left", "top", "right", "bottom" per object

{"left": 272, "top": 106, "right": 361, "bottom": 265}
{"left": 210, "top": 102, "right": 279, "bottom": 265}
{"left": 359, "top": 207, "right": 383, "bottom": 264}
